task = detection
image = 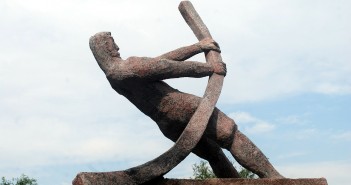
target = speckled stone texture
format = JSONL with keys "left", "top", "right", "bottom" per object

{"left": 72, "top": 1, "right": 316, "bottom": 184}
{"left": 74, "top": 1, "right": 230, "bottom": 184}
{"left": 148, "top": 178, "right": 328, "bottom": 185}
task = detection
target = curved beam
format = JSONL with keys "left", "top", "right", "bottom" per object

{"left": 122, "top": 1, "right": 225, "bottom": 183}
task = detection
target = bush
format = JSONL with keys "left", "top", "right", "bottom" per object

{"left": 192, "top": 160, "right": 257, "bottom": 179}
{"left": 192, "top": 160, "right": 216, "bottom": 179}
{"left": 1, "top": 175, "right": 37, "bottom": 185}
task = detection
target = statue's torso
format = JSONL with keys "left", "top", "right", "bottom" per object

{"left": 109, "top": 79, "right": 201, "bottom": 135}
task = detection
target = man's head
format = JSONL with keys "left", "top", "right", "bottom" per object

{"left": 89, "top": 32, "right": 121, "bottom": 73}
{"left": 90, "top": 32, "right": 120, "bottom": 57}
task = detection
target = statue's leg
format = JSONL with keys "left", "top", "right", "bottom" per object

{"left": 192, "top": 138, "right": 240, "bottom": 178}
{"left": 229, "top": 130, "right": 284, "bottom": 178}
{"left": 161, "top": 126, "right": 239, "bottom": 178}
{"left": 208, "top": 108, "right": 284, "bottom": 178}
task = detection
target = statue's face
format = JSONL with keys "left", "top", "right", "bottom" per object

{"left": 105, "top": 36, "right": 120, "bottom": 58}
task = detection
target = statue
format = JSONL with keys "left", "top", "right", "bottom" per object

{"left": 73, "top": 1, "right": 328, "bottom": 185}
{"left": 88, "top": 29, "right": 282, "bottom": 177}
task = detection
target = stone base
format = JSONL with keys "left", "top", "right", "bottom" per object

{"left": 73, "top": 173, "right": 328, "bottom": 185}
{"left": 146, "top": 178, "right": 328, "bottom": 185}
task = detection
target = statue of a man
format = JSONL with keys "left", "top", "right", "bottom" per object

{"left": 90, "top": 32, "right": 283, "bottom": 178}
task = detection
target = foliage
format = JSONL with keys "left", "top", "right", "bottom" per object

{"left": 192, "top": 160, "right": 257, "bottom": 179}
{"left": 238, "top": 167, "right": 257, "bottom": 179}
{"left": 1, "top": 175, "right": 37, "bottom": 185}
{"left": 192, "top": 160, "right": 216, "bottom": 179}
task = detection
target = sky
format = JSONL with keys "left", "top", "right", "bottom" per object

{"left": 0, "top": 0, "right": 350, "bottom": 184}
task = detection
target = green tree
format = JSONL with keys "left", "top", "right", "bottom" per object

{"left": 238, "top": 167, "right": 257, "bottom": 179}
{"left": 1, "top": 175, "right": 37, "bottom": 185}
{"left": 192, "top": 160, "right": 216, "bottom": 179}
{"left": 192, "top": 160, "right": 257, "bottom": 179}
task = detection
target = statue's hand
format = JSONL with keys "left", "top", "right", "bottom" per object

{"left": 212, "top": 61, "right": 227, "bottom": 76}
{"left": 197, "top": 38, "right": 221, "bottom": 53}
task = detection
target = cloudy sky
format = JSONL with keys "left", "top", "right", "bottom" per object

{"left": 0, "top": 0, "right": 350, "bottom": 184}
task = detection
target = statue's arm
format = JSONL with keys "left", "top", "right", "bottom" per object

{"left": 155, "top": 38, "right": 220, "bottom": 61}
{"left": 88, "top": 32, "right": 224, "bottom": 81}
{"left": 107, "top": 57, "right": 225, "bottom": 81}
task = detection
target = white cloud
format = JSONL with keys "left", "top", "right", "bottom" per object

{"left": 275, "top": 114, "right": 310, "bottom": 125}
{"left": 215, "top": 0, "right": 351, "bottom": 103}
{"left": 154, "top": 0, "right": 351, "bottom": 104}
{"left": 315, "top": 83, "right": 351, "bottom": 95}
{"left": 229, "top": 111, "right": 256, "bottom": 123}
{"left": 331, "top": 131, "right": 351, "bottom": 141}
{"left": 1, "top": 0, "right": 350, "bottom": 105}
{"left": 229, "top": 112, "right": 275, "bottom": 134}
{"left": 250, "top": 123, "right": 275, "bottom": 134}
{"left": 277, "top": 152, "right": 308, "bottom": 160}
{"left": 277, "top": 115, "right": 302, "bottom": 125}
{"left": 295, "top": 129, "right": 318, "bottom": 140}
{"left": 0, "top": 114, "right": 172, "bottom": 168}
{"left": 278, "top": 160, "right": 351, "bottom": 185}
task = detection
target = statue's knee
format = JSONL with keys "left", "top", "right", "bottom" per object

{"left": 218, "top": 117, "right": 237, "bottom": 148}
{"left": 208, "top": 109, "right": 238, "bottom": 148}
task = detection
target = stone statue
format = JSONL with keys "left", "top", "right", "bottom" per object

{"left": 73, "top": 1, "right": 327, "bottom": 185}
{"left": 88, "top": 31, "right": 282, "bottom": 179}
